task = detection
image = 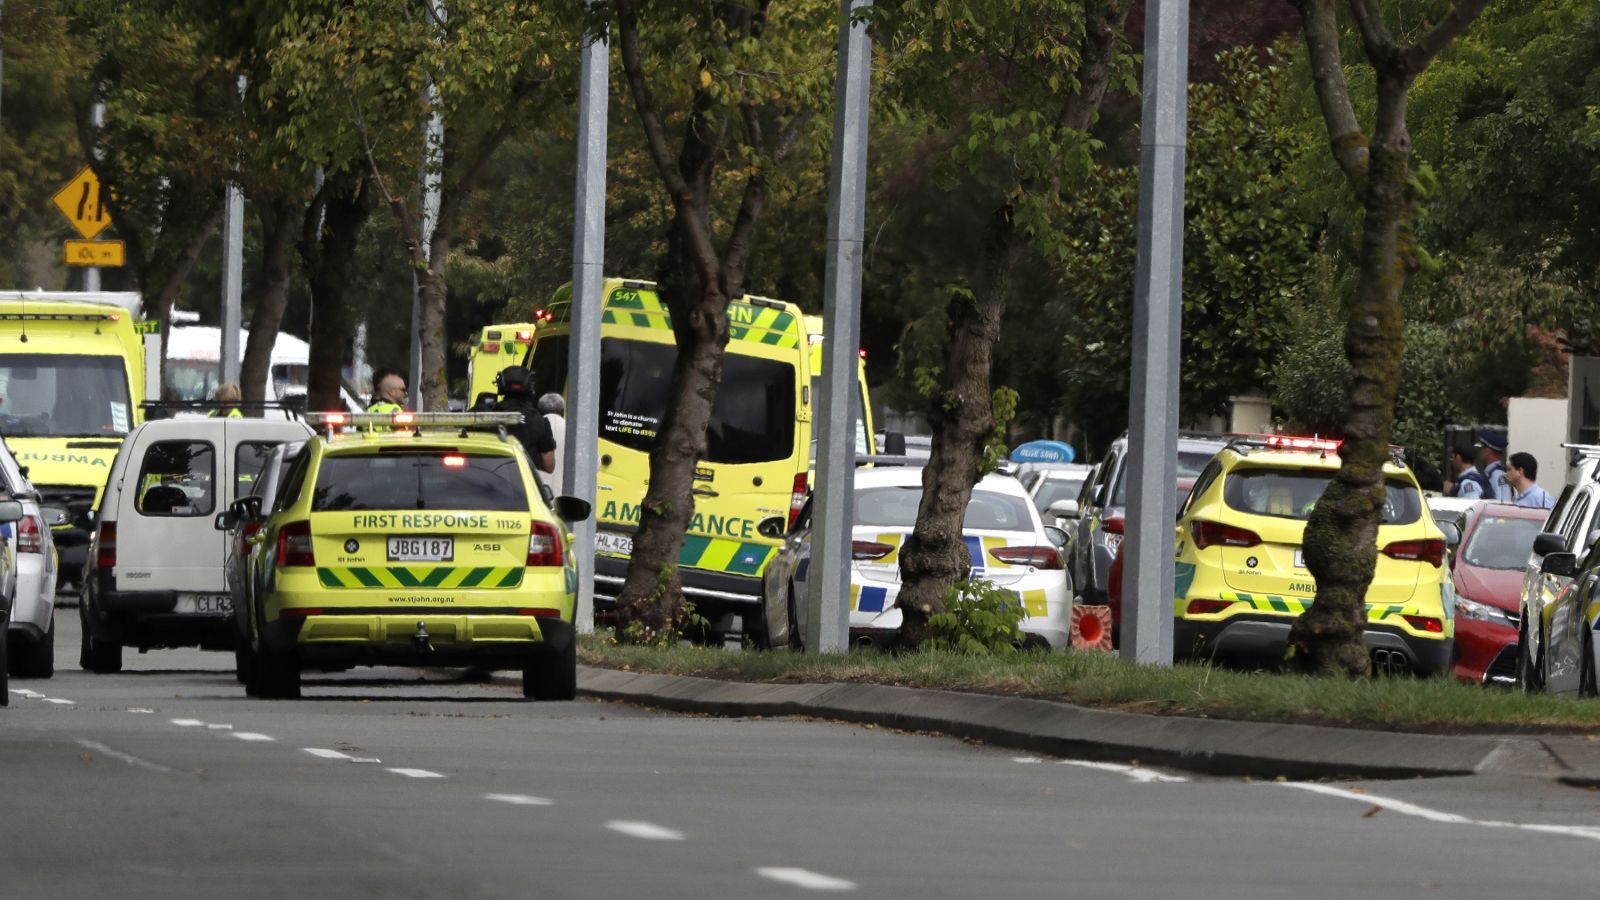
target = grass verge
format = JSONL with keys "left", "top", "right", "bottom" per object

{"left": 579, "top": 633, "right": 1600, "bottom": 734}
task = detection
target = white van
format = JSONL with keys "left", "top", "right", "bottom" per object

{"left": 163, "top": 325, "right": 363, "bottom": 412}
{"left": 78, "top": 414, "right": 313, "bottom": 672}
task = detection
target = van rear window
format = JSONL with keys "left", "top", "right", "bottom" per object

{"left": 1223, "top": 468, "right": 1421, "bottom": 524}
{"left": 312, "top": 453, "right": 527, "bottom": 512}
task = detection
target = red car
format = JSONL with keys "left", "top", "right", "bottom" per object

{"left": 1450, "top": 502, "right": 1548, "bottom": 685}
{"left": 1104, "top": 478, "right": 1196, "bottom": 645}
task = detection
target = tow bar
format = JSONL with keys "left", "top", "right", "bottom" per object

{"left": 412, "top": 621, "right": 435, "bottom": 653}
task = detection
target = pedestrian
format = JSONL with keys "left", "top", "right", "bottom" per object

{"left": 538, "top": 392, "right": 566, "bottom": 493}
{"left": 1475, "top": 429, "right": 1510, "bottom": 501}
{"left": 208, "top": 383, "right": 243, "bottom": 418}
{"left": 1444, "top": 445, "right": 1491, "bottom": 500}
{"left": 483, "top": 366, "right": 556, "bottom": 475}
{"left": 1505, "top": 452, "right": 1555, "bottom": 509}
{"left": 368, "top": 371, "right": 408, "bottom": 415}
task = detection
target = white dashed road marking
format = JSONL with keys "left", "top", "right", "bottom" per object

{"left": 1056, "top": 759, "right": 1188, "bottom": 784}
{"left": 305, "top": 748, "right": 353, "bottom": 760}
{"left": 484, "top": 793, "right": 555, "bottom": 806}
{"left": 127, "top": 708, "right": 154, "bottom": 714}
{"left": 1280, "top": 782, "right": 1600, "bottom": 843}
{"left": 206, "top": 723, "right": 233, "bottom": 731}
{"left": 77, "top": 739, "right": 176, "bottom": 775}
{"left": 605, "top": 821, "right": 685, "bottom": 841}
{"left": 170, "top": 718, "right": 205, "bottom": 727}
{"left": 755, "top": 868, "right": 857, "bottom": 892}
{"left": 1011, "top": 756, "right": 1043, "bottom": 764}
{"left": 10, "top": 689, "right": 73, "bottom": 704}
{"left": 233, "top": 732, "right": 275, "bottom": 742}
{"left": 43, "top": 698, "right": 74, "bottom": 705}
{"left": 386, "top": 768, "right": 446, "bottom": 779}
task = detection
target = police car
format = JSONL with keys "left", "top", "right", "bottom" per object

{"left": 1173, "top": 435, "right": 1453, "bottom": 674}
{"left": 222, "top": 411, "right": 590, "bottom": 700}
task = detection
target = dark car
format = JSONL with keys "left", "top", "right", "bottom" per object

{"left": 1449, "top": 502, "right": 1546, "bottom": 685}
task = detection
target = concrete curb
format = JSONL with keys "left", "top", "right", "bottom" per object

{"left": 575, "top": 666, "right": 1578, "bottom": 781}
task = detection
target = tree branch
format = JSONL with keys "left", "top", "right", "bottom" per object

{"left": 1346, "top": 0, "right": 1398, "bottom": 66}
{"left": 345, "top": 86, "right": 424, "bottom": 270}
{"left": 1402, "top": 0, "right": 1491, "bottom": 72}
{"left": 1295, "top": 0, "right": 1369, "bottom": 198}
{"left": 723, "top": 107, "right": 813, "bottom": 283}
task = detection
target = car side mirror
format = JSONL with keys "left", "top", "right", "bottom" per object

{"left": 1532, "top": 531, "right": 1567, "bottom": 558}
{"left": 1043, "top": 524, "right": 1069, "bottom": 549}
{"left": 1439, "top": 521, "right": 1461, "bottom": 550}
{"left": 0, "top": 500, "right": 22, "bottom": 524}
{"left": 552, "top": 496, "right": 591, "bottom": 524}
{"left": 1048, "top": 499, "right": 1080, "bottom": 521}
{"left": 1541, "top": 551, "right": 1578, "bottom": 578}
{"left": 882, "top": 431, "right": 906, "bottom": 456}
{"left": 214, "top": 510, "right": 241, "bottom": 532}
{"left": 37, "top": 505, "right": 70, "bottom": 528}
{"left": 757, "top": 516, "right": 788, "bottom": 539}
{"left": 231, "top": 495, "right": 263, "bottom": 520}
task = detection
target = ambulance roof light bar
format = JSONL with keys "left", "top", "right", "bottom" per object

{"left": 304, "top": 411, "right": 525, "bottom": 439}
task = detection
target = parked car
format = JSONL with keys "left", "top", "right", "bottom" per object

{"left": 1449, "top": 502, "right": 1546, "bottom": 685}
{"left": 762, "top": 467, "right": 1073, "bottom": 650}
{"left": 1425, "top": 495, "right": 1478, "bottom": 555}
{"left": 0, "top": 497, "right": 27, "bottom": 701}
{"left": 1068, "top": 432, "right": 1227, "bottom": 609}
{"left": 0, "top": 439, "right": 65, "bottom": 678}
{"left": 79, "top": 415, "right": 313, "bottom": 672}
{"left": 1510, "top": 445, "right": 1600, "bottom": 688}
{"left": 220, "top": 440, "right": 307, "bottom": 686}
{"left": 1021, "top": 462, "right": 1095, "bottom": 524}
{"left": 1518, "top": 446, "right": 1600, "bottom": 691}
{"left": 1535, "top": 530, "right": 1600, "bottom": 696}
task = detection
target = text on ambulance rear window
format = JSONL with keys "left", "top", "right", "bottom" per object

{"left": 599, "top": 338, "right": 795, "bottom": 464}
{"left": 1222, "top": 468, "right": 1421, "bottom": 524}
{"left": 311, "top": 453, "right": 527, "bottom": 512}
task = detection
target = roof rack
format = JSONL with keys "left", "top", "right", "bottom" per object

{"left": 303, "top": 410, "right": 524, "bottom": 440}
{"left": 141, "top": 400, "right": 302, "bottom": 420}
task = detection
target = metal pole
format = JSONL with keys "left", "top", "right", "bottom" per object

{"left": 84, "top": 101, "right": 104, "bottom": 293}
{"left": 805, "top": 0, "right": 872, "bottom": 653}
{"left": 220, "top": 75, "right": 247, "bottom": 387}
{"left": 1121, "top": 0, "right": 1188, "bottom": 666}
{"left": 565, "top": 6, "right": 609, "bottom": 635}
{"left": 410, "top": 0, "right": 445, "bottom": 411}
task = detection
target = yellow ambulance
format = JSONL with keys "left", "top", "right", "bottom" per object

{"left": 802, "top": 314, "right": 877, "bottom": 460}
{"left": 521, "top": 278, "right": 812, "bottom": 641}
{"left": 467, "top": 321, "right": 542, "bottom": 407}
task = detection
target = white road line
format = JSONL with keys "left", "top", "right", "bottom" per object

{"left": 386, "top": 768, "right": 446, "bottom": 779}
{"left": 10, "top": 689, "right": 43, "bottom": 699}
{"left": 76, "top": 740, "right": 176, "bottom": 775}
{"left": 755, "top": 868, "right": 857, "bottom": 892}
{"left": 170, "top": 718, "right": 205, "bottom": 727}
{"left": 305, "top": 748, "right": 353, "bottom": 760}
{"left": 1011, "top": 756, "right": 1043, "bottom": 764}
{"left": 127, "top": 708, "right": 154, "bottom": 714}
{"left": 483, "top": 793, "right": 555, "bottom": 806}
{"left": 206, "top": 723, "right": 233, "bottom": 730}
{"left": 233, "top": 732, "right": 275, "bottom": 742}
{"left": 605, "top": 821, "right": 686, "bottom": 841}
{"left": 1056, "top": 759, "right": 1189, "bottom": 784}
{"left": 43, "top": 698, "right": 74, "bottom": 705}
{"left": 1280, "top": 782, "right": 1600, "bottom": 843}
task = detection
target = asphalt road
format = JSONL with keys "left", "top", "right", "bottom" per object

{"left": 3, "top": 611, "right": 1598, "bottom": 899}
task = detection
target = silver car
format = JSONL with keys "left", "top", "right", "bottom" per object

{"left": 0, "top": 437, "right": 63, "bottom": 679}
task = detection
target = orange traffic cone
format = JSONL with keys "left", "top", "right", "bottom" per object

{"left": 1071, "top": 604, "right": 1114, "bottom": 653}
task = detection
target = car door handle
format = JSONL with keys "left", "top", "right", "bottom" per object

{"left": 692, "top": 487, "right": 719, "bottom": 498}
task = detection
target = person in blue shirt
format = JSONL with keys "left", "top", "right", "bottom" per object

{"left": 1475, "top": 429, "right": 1510, "bottom": 501}
{"left": 1444, "top": 445, "right": 1492, "bottom": 499}
{"left": 1506, "top": 452, "right": 1555, "bottom": 509}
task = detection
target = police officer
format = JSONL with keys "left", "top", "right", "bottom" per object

{"left": 1475, "top": 429, "right": 1510, "bottom": 501}
{"left": 369, "top": 372, "right": 408, "bottom": 415}
{"left": 477, "top": 366, "right": 555, "bottom": 474}
{"left": 208, "top": 383, "right": 243, "bottom": 418}
{"left": 1444, "top": 445, "right": 1491, "bottom": 499}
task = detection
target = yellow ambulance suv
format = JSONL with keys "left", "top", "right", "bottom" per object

{"left": 521, "top": 278, "right": 812, "bottom": 641}
{"left": 1173, "top": 434, "right": 1453, "bottom": 675}
{"left": 225, "top": 411, "right": 589, "bottom": 700}
{"left": 467, "top": 321, "right": 542, "bottom": 407}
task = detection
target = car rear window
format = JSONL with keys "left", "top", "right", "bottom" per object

{"left": 311, "top": 452, "right": 527, "bottom": 512}
{"left": 1032, "top": 477, "right": 1086, "bottom": 513}
{"left": 1111, "top": 447, "right": 1218, "bottom": 507}
{"left": 1461, "top": 514, "right": 1543, "bottom": 570}
{"left": 855, "top": 486, "right": 1035, "bottom": 532}
{"left": 1223, "top": 468, "right": 1421, "bottom": 524}
{"left": 136, "top": 440, "right": 216, "bottom": 517}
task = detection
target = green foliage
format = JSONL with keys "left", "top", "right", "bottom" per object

{"left": 926, "top": 579, "right": 1027, "bottom": 655}
{"left": 979, "top": 386, "right": 1019, "bottom": 475}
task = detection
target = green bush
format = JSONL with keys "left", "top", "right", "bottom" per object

{"left": 927, "top": 579, "right": 1027, "bottom": 655}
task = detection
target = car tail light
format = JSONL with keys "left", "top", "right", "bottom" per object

{"left": 852, "top": 541, "right": 894, "bottom": 561}
{"left": 1102, "top": 517, "right": 1125, "bottom": 535}
{"left": 17, "top": 515, "right": 43, "bottom": 554}
{"left": 482, "top": 341, "right": 501, "bottom": 354}
{"left": 528, "top": 520, "right": 564, "bottom": 567}
{"left": 1403, "top": 615, "right": 1444, "bottom": 634}
{"left": 239, "top": 520, "right": 263, "bottom": 555}
{"left": 95, "top": 521, "right": 117, "bottom": 569}
{"left": 442, "top": 455, "right": 466, "bottom": 468}
{"left": 282, "top": 607, "right": 324, "bottom": 618}
{"left": 276, "top": 521, "right": 315, "bottom": 567}
{"left": 1191, "top": 520, "right": 1261, "bottom": 550}
{"left": 990, "top": 545, "right": 1064, "bottom": 570}
{"left": 1186, "top": 599, "right": 1234, "bottom": 615}
{"left": 516, "top": 330, "right": 535, "bottom": 342}
{"left": 1383, "top": 539, "right": 1445, "bottom": 567}
{"left": 515, "top": 607, "right": 561, "bottom": 617}
{"left": 789, "top": 473, "right": 808, "bottom": 528}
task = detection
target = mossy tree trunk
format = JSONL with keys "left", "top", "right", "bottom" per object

{"left": 1286, "top": 0, "right": 1488, "bottom": 676}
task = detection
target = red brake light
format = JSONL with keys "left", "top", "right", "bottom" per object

{"left": 852, "top": 540, "right": 893, "bottom": 561}
{"left": 1383, "top": 539, "right": 1445, "bottom": 568}
{"left": 515, "top": 607, "right": 561, "bottom": 617}
{"left": 1191, "top": 520, "right": 1262, "bottom": 550}
{"left": 442, "top": 455, "right": 466, "bottom": 468}
{"left": 528, "top": 520, "right": 563, "bottom": 567}
{"left": 1403, "top": 614, "right": 1444, "bottom": 634}
{"left": 989, "top": 545, "right": 1063, "bottom": 570}
{"left": 482, "top": 341, "right": 501, "bottom": 354}
{"left": 95, "top": 521, "right": 117, "bottom": 569}
{"left": 1102, "top": 517, "right": 1125, "bottom": 535}
{"left": 17, "top": 515, "right": 43, "bottom": 554}
{"left": 276, "top": 521, "right": 315, "bottom": 567}
{"left": 789, "top": 473, "right": 808, "bottom": 528}
{"left": 515, "top": 330, "right": 534, "bottom": 342}
{"left": 1187, "top": 598, "right": 1235, "bottom": 615}
{"left": 858, "top": 348, "right": 867, "bottom": 359}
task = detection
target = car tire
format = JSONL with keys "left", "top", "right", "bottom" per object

{"left": 1515, "top": 622, "right": 1542, "bottom": 693}
{"left": 744, "top": 602, "right": 773, "bottom": 651}
{"left": 82, "top": 614, "right": 123, "bottom": 675}
{"left": 787, "top": 585, "right": 803, "bottom": 651}
{"left": 0, "top": 617, "right": 10, "bottom": 705}
{"left": 236, "top": 642, "right": 258, "bottom": 695}
{"left": 254, "top": 645, "right": 300, "bottom": 700}
{"left": 1581, "top": 633, "right": 1598, "bottom": 699}
{"left": 523, "top": 638, "right": 576, "bottom": 701}
{"left": 11, "top": 613, "right": 55, "bottom": 679}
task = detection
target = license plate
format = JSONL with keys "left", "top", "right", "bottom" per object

{"left": 178, "top": 593, "right": 232, "bottom": 614}
{"left": 1294, "top": 548, "right": 1306, "bottom": 569}
{"left": 595, "top": 531, "right": 633, "bottom": 557}
{"left": 388, "top": 536, "right": 454, "bottom": 562}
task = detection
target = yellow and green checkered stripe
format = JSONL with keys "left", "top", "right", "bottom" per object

{"left": 1213, "top": 590, "right": 1411, "bottom": 621}
{"left": 577, "top": 287, "right": 801, "bottom": 348}
{"left": 678, "top": 535, "right": 775, "bottom": 577}
{"left": 316, "top": 566, "right": 524, "bottom": 590}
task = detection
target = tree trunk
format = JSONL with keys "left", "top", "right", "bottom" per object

{"left": 121, "top": 197, "right": 223, "bottom": 398}
{"left": 1286, "top": 74, "right": 1412, "bottom": 677}
{"left": 302, "top": 173, "right": 372, "bottom": 412}
{"left": 417, "top": 229, "right": 451, "bottom": 411}
{"left": 239, "top": 197, "right": 299, "bottom": 407}
{"left": 895, "top": 208, "right": 1027, "bottom": 646}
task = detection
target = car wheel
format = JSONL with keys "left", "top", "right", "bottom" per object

{"left": 254, "top": 645, "right": 300, "bottom": 700}
{"left": 1515, "top": 622, "right": 1542, "bottom": 693}
{"left": 11, "top": 613, "right": 55, "bottom": 679}
{"left": 744, "top": 601, "right": 773, "bottom": 651}
{"left": 523, "top": 638, "right": 577, "bottom": 701}
{"left": 0, "top": 618, "right": 9, "bottom": 705}
{"left": 1581, "top": 633, "right": 1598, "bottom": 700}
{"left": 787, "top": 586, "right": 803, "bottom": 651}
{"left": 236, "top": 641, "right": 258, "bottom": 694}
{"left": 83, "top": 620, "right": 122, "bottom": 675}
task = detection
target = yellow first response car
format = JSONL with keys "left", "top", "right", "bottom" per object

{"left": 1173, "top": 435, "right": 1453, "bottom": 675}
{"left": 231, "top": 412, "right": 585, "bottom": 700}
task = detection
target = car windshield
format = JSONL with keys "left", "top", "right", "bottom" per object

{"left": 1461, "top": 513, "right": 1543, "bottom": 570}
{"left": 312, "top": 452, "right": 527, "bottom": 512}
{"left": 1033, "top": 477, "right": 1086, "bottom": 512}
{"left": 0, "top": 353, "right": 132, "bottom": 437}
{"left": 1112, "top": 448, "right": 1216, "bottom": 507}
{"left": 1223, "top": 468, "right": 1422, "bottom": 524}
{"left": 855, "top": 486, "right": 1035, "bottom": 532}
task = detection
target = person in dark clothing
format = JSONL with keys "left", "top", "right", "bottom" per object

{"left": 1444, "top": 445, "right": 1492, "bottom": 499}
{"left": 475, "top": 365, "right": 555, "bottom": 474}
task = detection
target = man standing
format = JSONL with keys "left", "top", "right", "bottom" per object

{"left": 1506, "top": 452, "right": 1556, "bottom": 509}
{"left": 486, "top": 366, "right": 556, "bottom": 475}
{"left": 368, "top": 372, "right": 408, "bottom": 415}
{"left": 538, "top": 393, "right": 567, "bottom": 493}
{"left": 1476, "top": 429, "right": 1510, "bottom": 501}
{"left": 1444, "top": 445, "right": 1491, "bottom": 499}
